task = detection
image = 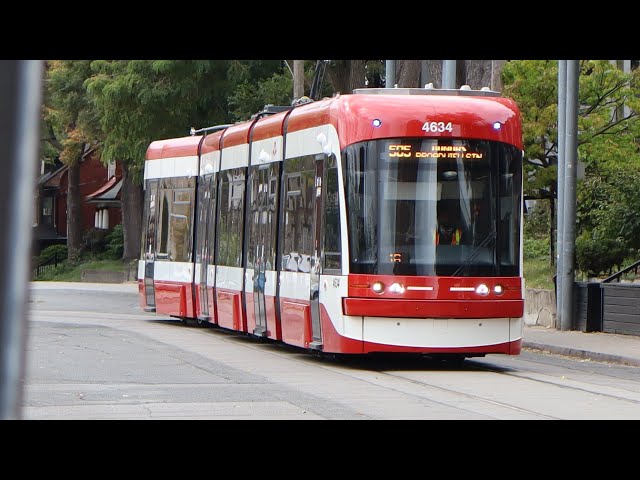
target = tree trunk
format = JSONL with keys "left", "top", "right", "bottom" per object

{"left": 347, "top": 60, "right": 367, "bottom": 92}
{"left": 457, "top": 60, "right": 507, "bottom": 90}
{"left": 404, "top": 61, "right": 504, "bottom": 91}
{"left": 424, "top": 61, "right": 442, "bottom": 87}
{"left": 66, "top": 159, "right": 82, "bottom": 264}
{"left": 121, "top": 162, "right": 143, "bottom": 262}
{"left": 491, "top": 60, "right": 507, "bottom": 91}
{"left": 456, "top": 61, "right": 467, "bottom": 88}
{"left": 396, "top": 60, "right": 421, "bottom": 87}
{"left": 293, "top": 60, "right": 305, "bottom": 99}
{"left": 327, "top": 60, "right": 367, "bottom": 95}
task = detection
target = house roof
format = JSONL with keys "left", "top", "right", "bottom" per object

{"left": 85, "top": 176, "right": 123, "bottom": 204}
{"left": 39, "top": 164, "right": 68, "bottom": 188}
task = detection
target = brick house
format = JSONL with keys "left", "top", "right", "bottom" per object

{"left": 33, "top": 144, "right": 123, "bottom": 255}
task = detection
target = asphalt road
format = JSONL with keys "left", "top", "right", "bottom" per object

{"left": 23, "top": 282, "right": 640, "bottom": 420}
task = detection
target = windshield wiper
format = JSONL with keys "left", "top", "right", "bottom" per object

{"left": 451, "top": 230, "right": 496, "bottom": 277}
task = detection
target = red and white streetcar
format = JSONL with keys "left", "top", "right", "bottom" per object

{"left": 138, "top": 85, "right": 524, "bottom": 360}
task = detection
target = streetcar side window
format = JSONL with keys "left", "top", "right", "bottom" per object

{"left": 141, "top": 179, "right": 157, "bottom": 259}
{"left": 154, "top": 177, "right": 195, "bottom": 262}
{"left": 194, "top": 175, "right": 209, "bottom": 264}
{"left": 497, "top": 146, "right": 522, "bottom": 276}
{"left": 217, "top": 168, "right": 246, "bottom": 268}
{"left": 246, "top": 167, "right": 261, "bottom": 270}
{"left": 168, "top": 180, "right": 195, "bottom": 262}
{"left": 323, "top": 155, "right": 341, "bottom": 273}
{"left": 282, "top": 155, "right": 315, "bottom": 272}
{"left": 157, "top": 182, "right": 170, "bottom": 259}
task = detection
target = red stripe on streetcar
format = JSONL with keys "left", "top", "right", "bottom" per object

{"left": 343, "top": 298, "right": 524, "bottom": 319}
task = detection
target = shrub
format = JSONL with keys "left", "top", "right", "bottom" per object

{"left": 37, "top": 244, "right": 68, "bottom": 265}
{"left": 82, "top": 228, "right": 108, "bottom": 255}
{"left": 524, "top": 236, "right": 550, "bottom": 260}
{"left": 575, "top": 234, "right": 627, "bottom": 278}
{"left": 104, "top": 224, "right": 124, "bottom": 260}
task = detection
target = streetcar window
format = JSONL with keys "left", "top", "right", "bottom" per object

{"left": 282, "top": 155, "right": 314, "bottom": 271}
{"left": 194, "top": 175, "right": 210, "bottom": 264}
{"left": 168, "top": 182, "right": 194, "bottom": 263}
{"left": 153, "top": 178, "right": 196, "bottom": 262}
{"left": 217, "top": 168, "right": 246, "bottom": 267}
{"left": 323, "top": 157, "right": 341, "bottom": 273}
{"left": 157, "top": 187, "right": 169, "bottom": 258}
{"left": 497, "top": 147, "right": 522, "bottom": 276}
{"left": 343, "top": 138, "right": 522, "bottom": 277}
{"left": 141, "top": 179, "right": 158, "bottom": 259}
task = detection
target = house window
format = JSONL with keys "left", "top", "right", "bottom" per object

{"left": 108, "top": 160, "right": 116, "bottom": 179}
{"left": 42, "top": 196, "right": 54, "bottom": 227}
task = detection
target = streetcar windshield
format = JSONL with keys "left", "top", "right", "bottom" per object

{"left": 343, "top": 138, "right": 522, "bottom": 276}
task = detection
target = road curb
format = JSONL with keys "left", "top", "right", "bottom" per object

{"left": 522, "top": 341, "right": 640, "bottom": 367}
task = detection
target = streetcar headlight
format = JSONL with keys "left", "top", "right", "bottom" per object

{"left": 494, "top": 284, "right": 504, "bottom": 295}
{"left": 476, "top": 284, "right": 490, "bottom": 296}
{"left": 389, "top": 282, "right": 405, "bottom": 294}
{"left": 372, "top": 281, "right": 385, "bottom": 294}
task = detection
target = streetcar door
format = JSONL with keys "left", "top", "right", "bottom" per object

{"left": 309, "top": 156, "right": 324, "bottom": 348}
{"left": 143, "top": 179, "right": 159, "bottom": 312}
{"left": 197, "top": 174, "right": 216, "bottom": 320}
{"left": 252, "top": 164, "right": 272, "bottom": 336}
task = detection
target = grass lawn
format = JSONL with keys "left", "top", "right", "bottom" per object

{"left": 34, "top": 259, "right": 132, "bottom": 282}
{"left": 523, "top": 258, "right": 555, "bottom": 290}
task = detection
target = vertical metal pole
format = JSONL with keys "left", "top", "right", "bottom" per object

{"left": 556, "top": 60, "right": 567, "bottom": 328}
{"left": 385, "top": 60, "right": 396, "bottom": 87}
{"left": 623, "top": 60, "right": 631, "bottom": 118}
{"left": 560, "top": 60, "right": 579, "bottom": 331}
{"left": 0, "top": 60, "right": 44, "bottom": 419}
{"left": 442, "top": 60, "right": 457, "bottom": 89}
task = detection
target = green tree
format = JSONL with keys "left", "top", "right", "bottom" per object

{"left": 45, "top": 60, "right": 103, "bottom": 264}
{"left": 85, "top": 60, "right": 233, "bottom": 261}
{"left": 502, "top": 60, "right": 640, "bottom": 269}
{"left": 502, "top": 60, "right": 640, "bottom": 201}
{"left": 577, "top": 163, "right": 640, "bottom": 250}
{"left": 227, "top": 60, "right": 293, "bottom": 121}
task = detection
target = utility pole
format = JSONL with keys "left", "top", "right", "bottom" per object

{"left": 559, "top": 60, "right": 579, "bottom": 331}
{"left": 442, "top": 60, "right": 456, "bottom": 88}
{"left": 293, "top": 60, "right": 305, "bottom": 99}
{"left": 0, "top": 60, "right": 43, "bottom": 419}
{"left": 556, "top": 60, "right": 567, "bottom": 328}
{"left": 385, "top": 60, "right": 396, "bottom": 87}
{"left": 623, "top": 60, "right": 631, "bottom": 117}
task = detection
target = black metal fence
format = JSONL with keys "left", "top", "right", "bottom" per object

{"left": 32, "top": 252, "right": 61, "bottom": 280}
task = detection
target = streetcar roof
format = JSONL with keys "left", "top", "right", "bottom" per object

{"left": 146, "top": 90, "right": 523, "bottom": 160}
{"left": 146, "top": 135, "right": 203, "bottom": 160}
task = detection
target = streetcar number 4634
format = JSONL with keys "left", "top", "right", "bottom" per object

{"left": 422, "top": 121, "right": 453, "bottom": 133}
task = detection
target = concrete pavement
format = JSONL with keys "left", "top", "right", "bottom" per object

{"left": 522, "top": 325, "right": 640, "bottom": 367}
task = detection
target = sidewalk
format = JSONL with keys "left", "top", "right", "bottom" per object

{"left": 522, "top": 325, "right": 640, "bottom": 367}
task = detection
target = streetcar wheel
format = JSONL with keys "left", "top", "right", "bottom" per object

{"left": 442, "top": 355, "right": 466, "bottom": 367}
